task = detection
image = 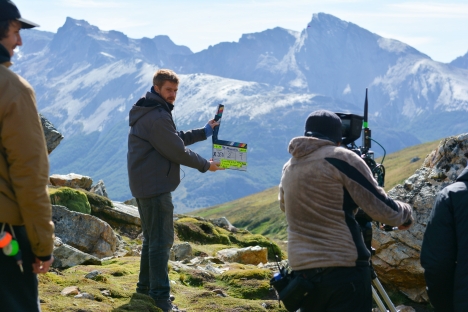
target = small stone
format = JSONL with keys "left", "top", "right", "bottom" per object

{"left": 85, "top": 270, "right": 101, "bottom": 279}
{"left": 100, "top": 290, "right": 111, "bottom": 297}
{"left": 396, "top": 305, "right": 416, "bottom": 312}
{"left": 262, "top": 302, "right": 274, "bottom": 308}
{"left": 212, "top": 289, "right": 228, "bottom": 297}
{"left": 74, "top": 292, "right": 94, "bottom": 300}
{"left": 61, "top": 286, "right": 80, "bottom": 296}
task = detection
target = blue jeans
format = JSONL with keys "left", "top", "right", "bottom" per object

{"left": 136, "top": 193, "right": 174, "bottom": 304}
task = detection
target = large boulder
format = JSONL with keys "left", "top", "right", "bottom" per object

{"left": 170, "top": 242, "right": 193, "bottom": 261}
{"left": 50, "top": 173, "right": 93, "bottom": 190}
{"left": 88, "top": 200, "right": 142, "bottom": 239}
{"left": 217, "top": 246, "right": 268, "bottom": 265}
{"left": 52, "top": 244, "right": 102, "bottom": 269}
{"left": 52, "top": 205, "right": 119, "bottom": 259}
{"left": 372, "top": 133, "right": 468, "bottom": 302}
{"left": 39, "top": 114, "right": 63, "bottom": 154}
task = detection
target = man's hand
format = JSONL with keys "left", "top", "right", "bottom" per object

{"left": 398, "top": 223, "right": 412, "bottom": 230}
{"left": 398, "top": 217, "right": 413, "bottom": 231}
{"left": 32, "top": 256, "right": 54, "bottom": 274}
{"left": 209, "top": 161, "right": 224, "bottom": 171}
{"left": 207, "top": 119, "right": 220, "bottom": 129}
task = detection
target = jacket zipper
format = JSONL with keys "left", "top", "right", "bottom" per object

{"left": 166, "top": 162, "right": 172, "bottom": 177}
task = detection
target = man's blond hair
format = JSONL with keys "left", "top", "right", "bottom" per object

{"left": 153, "top": 69, "right": 179, "bottom": 88}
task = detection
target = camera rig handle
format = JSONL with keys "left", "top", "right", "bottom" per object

{"left": 362, "top": 88, "right": 371, "bottom": 154}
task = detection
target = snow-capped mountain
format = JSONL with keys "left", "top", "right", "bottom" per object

{"left": 450, "top": 51, "right": 468, "bottom": 70}
{"left": 10, "top": 14, "right": 468, "bottom": 210}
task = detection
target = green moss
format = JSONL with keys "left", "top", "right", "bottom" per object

{"left": 174, "top": 218, "right": 232, "bottom": 245}
{"left": 220, "top": 269, "right": 272, "bottom": 299}
{"left": 49, "top": 187, "right": 91, "bottom": 214}
{"left": 82, "top": 189, "right": 113, "bottom": 208}
{"left": 38, "top": 272, "right": 67, "bottom": 285}
{"left": 93, "top": 274, "right": 108, "bottom": 282}
{"left": 221, "top": 268, "right": 272, "bottom": 281}
{"left": 110, "top": 269, "right": 130, "bottom": 277}
{"left": 179, "top": 269, "right": 215, "bottom": 287}
{"left": 113, "top": 293, "right": 161, "bottom": 312}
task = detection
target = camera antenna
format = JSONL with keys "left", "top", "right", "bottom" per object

{"left": 362, "top": 88, "right": 371, "bottom": 153}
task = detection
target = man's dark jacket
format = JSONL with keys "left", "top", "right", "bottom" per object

{"left": 127, "top": 92, "right": 210, "bottom": 199}
{"left": 420, "top": 167, "right": 468, "bottom": 312}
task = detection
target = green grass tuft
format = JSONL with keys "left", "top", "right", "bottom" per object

{"left": 49, "top": 187, "right": 91, "bottom": 214}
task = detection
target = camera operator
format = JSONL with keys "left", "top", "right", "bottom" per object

{"left": 279, "top": 110, "right": 413, "bottom": 312}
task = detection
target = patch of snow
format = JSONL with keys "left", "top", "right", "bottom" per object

{"left": 81, "top": 97, "right": 126, "bottom": 134}
{"left": 377, "top": 38, "right": 408, "bottom": 54}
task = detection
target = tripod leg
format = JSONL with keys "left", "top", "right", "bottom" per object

{"left": 372, "top": 285, "right": 388, "bottom": 312}
{"left": 372, "top": 277, "right": 397, "bottom": 312}
{"left": 371, "top": 286, "right": 387, "bottom": 312}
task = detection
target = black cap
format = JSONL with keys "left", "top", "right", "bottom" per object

{"left": 0, "top": 0, "right": 39, "bottom": 29}
{"left": 304, "top": 110, "right": 342, "bottom": 143}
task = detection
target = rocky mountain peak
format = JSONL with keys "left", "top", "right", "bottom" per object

{"left": 450, "top": 50, "right": 468, "bottom": 69}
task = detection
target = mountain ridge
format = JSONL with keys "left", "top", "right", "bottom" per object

{"left": 11, "top": 13, "right": 468, "bottom": 209}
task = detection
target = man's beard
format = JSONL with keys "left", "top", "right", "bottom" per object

{"left": 165, "top": 97, "right": 175, "bottom": 104}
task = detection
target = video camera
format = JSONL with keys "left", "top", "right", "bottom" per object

{"left": 336, "top": 89, "right": 395, "bottom": 244}
{"left": 335, "top": 89, "right": 385, "bottom": 188}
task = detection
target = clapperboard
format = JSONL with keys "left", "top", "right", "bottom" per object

{"left": 211, "top": 104, "right": 247, "bottom": 171}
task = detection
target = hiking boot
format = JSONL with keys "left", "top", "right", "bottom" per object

{"left": 154, "top": 299, "right": 173, "bottom": 312}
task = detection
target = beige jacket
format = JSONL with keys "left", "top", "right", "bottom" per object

{"left": 0, "top": 61, "right": 54, "bottom": 257}
{"left": 279, "top": 137, "right": 412, "bottom": 271}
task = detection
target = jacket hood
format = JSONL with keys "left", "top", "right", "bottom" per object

{"left": 288, "top": 136, "right": 335, "bottom": 158}
{"left": 128, "top": 92, "right": 166, "bottom": 126}
{"left": 0, "top": 44, "right": 11, "bottom": 65}
{"left": 457, "top": 166, "right": 468, "bottom": 182}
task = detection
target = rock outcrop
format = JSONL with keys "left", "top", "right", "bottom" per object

{"left": 52, "top": 205, "right": 119, "bottom": 259}
{"left": 50, "top": 173, "right": 93, "bottom": 190}
{"left": 40, "top": 114, "right": 63, "bottom": 154}
{"left": 217, "top": 246, "right": 268, "bottom": 265}
{"left": 90, "top": 201, "right": 142, "bottom": 239}
{"left": 373, "top": 133, "right": 468, "bottom": 302}
{"left": 53, "top": 244, "right": 102, "bottom": 269}
{"left": 90, "top": 180, "right": 109, "bottom": 198}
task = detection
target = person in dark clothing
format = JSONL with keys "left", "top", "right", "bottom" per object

{"left": 0, "top": 1, "right": 54, "bottom": 311}
{"left": 420, "top": 165, "right": 468, "bottom": 312}
{"left": 127, "top": 69, "right": 223, "bottom": 312}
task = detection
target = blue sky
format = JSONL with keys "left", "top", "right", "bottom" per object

{"left": 15, "top": 0, "right": 468, "bottom": 63}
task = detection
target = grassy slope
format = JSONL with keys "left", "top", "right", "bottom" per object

{"left": 375, "top": 140, "right": 440, "bottom": 190}
{"left": 192, "top": 139, "right": 441, "bottom": 241}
